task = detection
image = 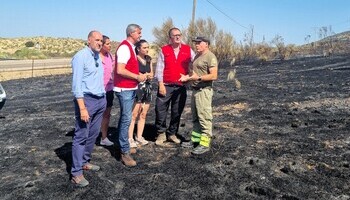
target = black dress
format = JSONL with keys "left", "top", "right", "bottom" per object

{"left": 136, "top": 58, "right": 152, "bottom": 103}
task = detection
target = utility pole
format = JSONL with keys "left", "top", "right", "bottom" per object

{"left": 192, "top": 0, "right": 196, "bottom": 25}
{"left": 191, "top": 0, "right": 197, "bottom": 36}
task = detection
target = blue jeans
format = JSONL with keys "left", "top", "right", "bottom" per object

{"left": 115, "top": 90, "right": 135, "bottom": 153}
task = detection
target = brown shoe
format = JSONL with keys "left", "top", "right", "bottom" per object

{"left": 167, "top": 135, "right": 181, "bottom": 144}
{"left": 155, "top": 132, "right": 166, "bottom": 146}
{"left": 130, "top": 148, "right": 137, "bottom": 154}
{"left": 121, "top": 152, "right": 137, "bottom": 167}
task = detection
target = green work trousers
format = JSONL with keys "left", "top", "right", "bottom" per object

{"left": 191, "top": 87, "right": 213, "bottom": 138}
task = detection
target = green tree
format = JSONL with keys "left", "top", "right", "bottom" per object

{"left": 25, "top": 41, "right": 35, "bottom": 47}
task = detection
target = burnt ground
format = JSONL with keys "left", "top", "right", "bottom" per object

{"left": 0, "top": 55, "right": 350, "bottom": 200}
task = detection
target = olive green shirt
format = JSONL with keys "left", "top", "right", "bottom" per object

{"left": 191, "top": 50, "right": 218, "bottom": 88}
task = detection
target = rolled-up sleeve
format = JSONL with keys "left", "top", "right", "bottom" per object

{"left": 191, "top": 49, "right": 196, "bottom": 61}
{"left": 155, "top": 51, "right": 164, "bottom": 82}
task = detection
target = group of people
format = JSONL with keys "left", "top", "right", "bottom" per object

{"left": 70, "top": 24, "right": 218, "bottom": 187}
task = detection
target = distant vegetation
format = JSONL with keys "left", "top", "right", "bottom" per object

{"left": 0, "top": 37, "right": 86, "bottom": 59}
{"left": 1, "top": 22, "right": 349, "bottom": 64}
{"left": 0, "top": 36, "right": 120, "bottom": 60}
{"left": 153, "top": 17, "right": 350, "bottom": 65}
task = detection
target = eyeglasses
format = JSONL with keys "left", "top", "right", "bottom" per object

{"left": 171, "top": 34, "right": 182, "bottom": 38}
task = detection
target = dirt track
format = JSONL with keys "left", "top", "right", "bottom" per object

{"left": 0, "top": 55, "right": 349, "bottom": 199}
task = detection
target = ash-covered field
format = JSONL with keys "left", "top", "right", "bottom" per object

{"left": 0, "top": 55, "right": 349, "bottom": 199}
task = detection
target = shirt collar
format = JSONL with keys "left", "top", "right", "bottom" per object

{"left": 87, "top": 46, "right": 99, "bottom": 59}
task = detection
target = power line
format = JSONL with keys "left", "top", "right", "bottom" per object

{"left": 205, "top": 0, "right": 248, "bottom": 30}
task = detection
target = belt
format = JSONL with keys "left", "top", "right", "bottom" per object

{"left": 164, "top": 84, "right": 184, "bottom": 87}
{"left": 84, "top": 93, "right": 105, "bottom": 99}
{"left": 192, "top": 86, "right": 212, "bottom": 90}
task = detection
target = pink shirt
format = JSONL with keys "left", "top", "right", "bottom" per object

{"left": 102, "top": 52, "right": 114, "bottom": 92}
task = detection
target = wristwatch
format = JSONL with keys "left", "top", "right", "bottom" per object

{"left": 198, "top": 76, "right": 202, "bottom": 81}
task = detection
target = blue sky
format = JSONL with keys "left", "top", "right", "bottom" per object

{"left": 1, "top": 0, "right": 349, "bottom": 45}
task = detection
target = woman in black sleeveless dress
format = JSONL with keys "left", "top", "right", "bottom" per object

{"left": 128, "top": 39, "right": 154, "bottom": 147}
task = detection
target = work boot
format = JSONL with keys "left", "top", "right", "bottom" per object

{"left": 155, "top": 132, "right": 166, "bottom": 146}
{"left": 167, "top": 134, "right": 181, "bottom": 144}
{"left": 121, "top": 152, "right": 137, "bottom": 167}
{"left": 191, "top": 145, "right": 210, "bottom": 155}
{"left": 130, "top": 148, "right": 137, "bottom": 154}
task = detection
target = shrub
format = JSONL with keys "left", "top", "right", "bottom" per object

{"left": 13, "top": 48, "right": 47, "bottom": 59}
{"left": 25, "top": 41, "right": 35, "bottom": 47}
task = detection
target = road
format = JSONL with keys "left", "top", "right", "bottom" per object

{"left": 0, "top": 58, "right": 71, "bottom": 72}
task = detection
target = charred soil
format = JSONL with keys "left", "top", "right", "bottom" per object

{"left": 0, "top": 55, "right": 350, "bottom": 199}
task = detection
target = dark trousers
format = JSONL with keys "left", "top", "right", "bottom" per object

{"left": 71, "top": 94, "right": 106, "bottom": 177}
{"left": 155, "top": 85, "right": 187, "bottom": 136}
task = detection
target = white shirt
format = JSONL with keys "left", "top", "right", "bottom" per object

{"left": 113, "top": 40, "right": 138, "bottom": 92}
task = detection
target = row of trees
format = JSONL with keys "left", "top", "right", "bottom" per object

{"left": 152, "top": 17, "right": 298, "bottom": 66}
{"left": 152, "top": 17, "right": 349, "bottom": 66}
{"left": 2, "top": 19, "right": 347, "bottom": 61}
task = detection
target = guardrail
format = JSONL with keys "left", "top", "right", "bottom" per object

{"left": 0, "top": 58, "right": 71, "bottom": 71}
{"left": 0, "top": 58, "right": 72, "bottom": 81}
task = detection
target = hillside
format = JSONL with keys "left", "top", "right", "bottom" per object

{"left": 0, "top": 36, "right": 119, "bottom": 60}
{"left": 297, "top": 30, "right": 350, "bottom": 57}
{"left": 323, "top": 30, "right": 350, "bottom": 42}
{"left": 0, "top": 36, "right": 159, "bottom": 60}
{"left": 0, "top": 37, "right": 85, "bottom": 59}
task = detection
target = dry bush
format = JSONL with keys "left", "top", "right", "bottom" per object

{"left": 212, "top": 30, "right": 235, "bottom": 66}
{"left": 271, "top": 35, "right": 296, "bottom": 60}
{"left": 152, "top": 18, "right": 175, "bottom": 50}
{"left": 226, "top": 69, "right": 241, "bottom": 90}
{"left": 152, "top": 17, "right": 236, "bottom": 66}
{"left": 186, "top": 17, "right": 217, "bottom": 44}
{"left": 255, "top": 43, "right": 273, "bottom": 63}
{"left": 236, "top": 42, "right": 255, "bottom": 62}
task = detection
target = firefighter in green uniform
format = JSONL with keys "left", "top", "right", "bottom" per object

{"left": 179, "top": 36, "right": 218, "bottom": 154}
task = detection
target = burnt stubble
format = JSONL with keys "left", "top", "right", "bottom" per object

{"left": 0, "top": 55, "right": 349, "bottom": 199}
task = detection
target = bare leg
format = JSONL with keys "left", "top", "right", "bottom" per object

{"left": 136, "top": 103, "right": 150, "bottom": 140}
{"left": 128, "top": 103, "right": 141, "bottom": 140}
{"left": 101, "top": 107, "right": 112, "bottom": 140}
